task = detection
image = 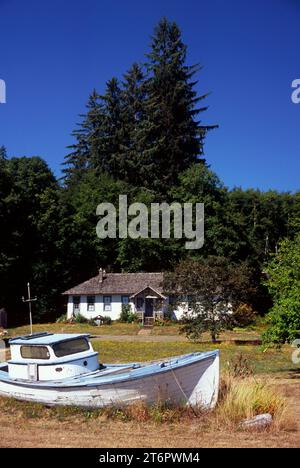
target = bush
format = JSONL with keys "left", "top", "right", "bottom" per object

{"left": 262, "top": 233, "right": 300, "bottom": 345}
{"left": 232, "top": 303, "right": 256, "bottom": 327}
{"left": 88, "top": 315, "right": 112, "bottom": 326}
{"left": 101, "top": 316, "right": 112, "bottom": 325}
{"left": 74, "top": 313, "right": 88, "bottom": 324}
{"left": 119, "top": 304, "right": 138, "bottom": 323}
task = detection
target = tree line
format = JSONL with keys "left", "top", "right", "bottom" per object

{"left": 0, "top": 18, "right": 299, "bottom": 332}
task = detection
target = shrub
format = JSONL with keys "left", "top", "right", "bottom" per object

{"left": 74, "top": 313, "right": 88, "bottom": 324}
{"left": 101, "top": 316, "right": 112, "bottom": 325}
{"left": 119, "top": 304, "right": 138, "bottom": 323}
{"left": 232, "top": 303, "right": 256, "bottom": 327}
{"left": 262, "top": 233, "right": 300, "bottom": 345}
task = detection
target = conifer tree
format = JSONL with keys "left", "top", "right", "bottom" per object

{"left": 93, "top": 78, "right": 125, "bottom": 178}
{"left": 63, "top": 89, "right": 103, "bottom": 185}
{"left": 141, "top": 18, "right": 215, "bottom": 193}
{"left": 0, "top": 145, "right": 7, "bottom": 160}
{"left": 120, "top": 63, "right": 146, "bottom": 184}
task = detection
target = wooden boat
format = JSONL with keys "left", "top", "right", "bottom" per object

{"left": 0, "top": 332, "right": 219, "bottom": 409}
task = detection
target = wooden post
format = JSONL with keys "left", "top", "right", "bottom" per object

{"left": 22, "top": 283, "right": 37, "bottom": 335}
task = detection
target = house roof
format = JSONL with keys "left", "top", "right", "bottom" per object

{"left": 130, "top": 286, "right": 166, "bottom": 299}
{"left": 62, "top": 272, "right": 164, "bottom": 296}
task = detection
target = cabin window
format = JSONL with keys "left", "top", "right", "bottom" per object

{"left": 21, "top": 346, "right": 50, "bottom": 360}
{"left": 53, "top": 338, "right": 90, "bottom": 357}
{"left": 73, "top": 296, "right": 80, "bottom": 313}
{"left": 103, "top": 295, "right": 112, "bottom": 311}
{"left": 136, "top": 297, "right": 144, "bottom": 310}
{"left": 121, "top": 295, "right": 129, "bottom": 305}
{"left": 87, "top": 295, "right": 95, "bottom": 312}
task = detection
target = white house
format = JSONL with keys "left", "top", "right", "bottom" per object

{"left": 62, "top": 269, "right": 186, "bottom": 325}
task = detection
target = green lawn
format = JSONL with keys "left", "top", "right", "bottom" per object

{"left": 7, "top": 322, "right": 141, "bottom": 337}
{"left": 7, "top": 320, "right": 265, "bottom": 341}
{"left": 93, "top": 340, "right": 299, "bottom": 376}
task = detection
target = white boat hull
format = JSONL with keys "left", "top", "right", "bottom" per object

{"left": 0, "top": 351, "right": 219, "bottom": 409}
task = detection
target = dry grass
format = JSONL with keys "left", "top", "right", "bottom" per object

{"left": 0, "top": 375, "right": 299, "bottom": 447}
{"left": 0, "top": 375, "right": 295, "bottom": 430}
{"left": 216, "top": 373, "right": 296, "bottom": 432}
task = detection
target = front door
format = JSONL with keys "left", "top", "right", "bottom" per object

{"left": 145, "top": 298, "right": 154, "bottom": 317}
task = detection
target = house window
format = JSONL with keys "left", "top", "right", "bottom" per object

{"left": 73, "top": 296, "right": 80, "bottom": 313}
{"left": 87, "top": 295, "right": 95, "bottom": 312}
{"left": 136, "top": 297, "right": 144, "bottom": 311}
{"left": 103, "top": 295, "right": 112, "bottom": 311}
{"left": 121, "top": 296, "right": 129, "bottom": 305}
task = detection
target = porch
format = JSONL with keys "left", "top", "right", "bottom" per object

{"left": 130, "top": 286, "right": 166, "bottom": 327}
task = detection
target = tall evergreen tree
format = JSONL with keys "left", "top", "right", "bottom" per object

{"left": 120, "top": 63, "right": 147, "bottom": 185}
{"left": 93, "top": 78, "right": 125, "bottom": 178}
{"left": 63, "top": 89, "right": 103, "bottom": 185}
{"left": 0, "top": 145, "right": 7, "bottom": 160}
{"left": 139, "top": 18, "right": 215, "bottom": 193}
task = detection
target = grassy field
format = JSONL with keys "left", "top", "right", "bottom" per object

{"left": 2, "top": 321, "right": 299, "bottom": 448}
{"left": 93, "top": 340, "right": 299, "bottom": 376}
{"left": 6, "top": 321, "right": 141, "bottom": 337}
{"left": 6, "top": 321, "right": 265, "bottom": 341}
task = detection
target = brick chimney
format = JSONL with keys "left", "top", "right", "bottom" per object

{"left": 99, "top": 268, "right": 107, "bottom": 283}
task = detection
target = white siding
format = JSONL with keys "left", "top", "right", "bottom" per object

{"left": 67, "top": 295, "right": 133, "bottom": 321}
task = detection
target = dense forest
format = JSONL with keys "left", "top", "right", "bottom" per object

{"left": 1, "top": 19, "right": 299, "bottom": 325}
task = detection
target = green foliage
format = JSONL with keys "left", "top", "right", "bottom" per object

{"left": 63, "top": 18, "right": 214, "bottom": 195}
{"left": 101, "top": 316, "right": 112, "bottom": 325}
{"left": 74, "top": 313, "right": 88, "bottom": 324}
{"left": 0, "top": 19, "right": 300, "bottom": 327}
{"left": 119, "top": 304, "right": 138, "bottom": 323}
{"left": 90, "top": 315, "right": 113, "bottom": 326}
{"left": 263, "top": 232, "right": 300, "bottom": 345}
{"left": 0, "top": 156, "right": 62, "bottom": 322}
{"left": 164, "top": 257, "right": 256, "bottom": 342}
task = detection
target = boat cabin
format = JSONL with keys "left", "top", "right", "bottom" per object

{"left": 8, "top": 332, "right": 99, "bottom": 381}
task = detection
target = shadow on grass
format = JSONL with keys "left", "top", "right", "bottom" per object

{"left": 286, "top": 369, "right": 300, "bottom": 379}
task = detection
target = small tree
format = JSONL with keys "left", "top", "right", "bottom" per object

{"left": 263, "top": 231, "right": 300, "bottom": 345}
{"left": 164, "top": 257, "right": 255, "bottom": 342}
{"left": 119, "top": 304, "right": 138, "bottom": 323}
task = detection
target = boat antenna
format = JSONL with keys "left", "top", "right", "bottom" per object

{"left": 22, "top": 283, "right": 37, "bottom": 335}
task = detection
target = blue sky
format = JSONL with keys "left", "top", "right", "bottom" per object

{"left": 0, "top": 0, "right": 299, "bottom": 191}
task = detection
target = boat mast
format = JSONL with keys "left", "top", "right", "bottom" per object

{"left": 22, "top": 283, "right": 37, "bottom": 335}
